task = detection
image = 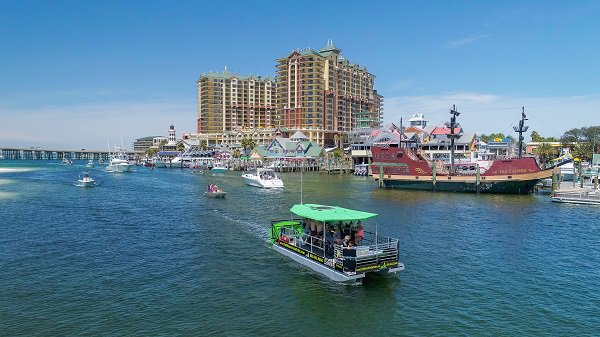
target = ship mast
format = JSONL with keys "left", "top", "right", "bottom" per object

{"left": 448, "top": 105, "right": 460, "bottom": 175}
{"left": 513, "top": 107, "right": 528, "bottom": 158}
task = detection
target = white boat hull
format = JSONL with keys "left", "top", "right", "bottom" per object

{"left": 272, "top": 245, "right": 365, "bottom": 283}
{"left": 243, "top": 175, "right": 284, "bottom": 188}
{"left": 107, "top": 163, "right": 133, "bottom": 173}
{"left": 212, "top": 167, "right": 228, "bottom": 173}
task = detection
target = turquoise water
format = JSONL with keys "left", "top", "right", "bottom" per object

{"left": 1, "top": 160, "right": 599, "bottom": 336}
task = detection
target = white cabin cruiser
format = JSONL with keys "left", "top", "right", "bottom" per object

{"left": 242, "top": 168, "right": 284, "bottom": 188}
{"left": 106, "top": 147, "right": 133, "bottom": 173}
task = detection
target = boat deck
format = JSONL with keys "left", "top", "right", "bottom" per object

{"left": 551, "top": 189, "right": 600, "bottom": 205}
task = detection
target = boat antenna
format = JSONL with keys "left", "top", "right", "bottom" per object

{"left": 300, "top": 159, "right": 303, "bottom": 205}
{"left": 513, "top": 107, "right": 528, "bottom": 158}
{"left": 448, "top": 105, "right": 461, "bottom": 175}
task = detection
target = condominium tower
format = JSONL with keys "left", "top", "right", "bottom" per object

{"left": 197, "top": 68, "right": 275, "bottom": 134}
{"left": 275, "top": 41, "right": 383, "bottom": 146}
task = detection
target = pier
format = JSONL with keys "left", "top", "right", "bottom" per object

{"left": 0, "top": 146, "right": 138, "bottom": 160}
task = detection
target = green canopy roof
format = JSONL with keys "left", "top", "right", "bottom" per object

{"left": 290, "top": 204, "right": 377, "bottom": 222}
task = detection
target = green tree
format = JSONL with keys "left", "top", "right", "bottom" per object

{"left": 200, "top": 140, "right": 208, "bottom": 151}
{"left": 232, "top": 149, "right": 241, "bottom": 158}
{"left": 145, "top": 148, "right": 159, "bottom": 157}
{"left": 533, "top": 143, "right": 556, "bottom": 165}
{"left": 572, "top": 142, "right": 593, "bottom": 161}
{"left": 176, "top": 142, "right": 185, "bottom": 152}
{"left": 332, "top": 148, "right": 343, "bottom": 158}
{"left": 530, "top": 131, "right": 542, "bottom": 142}
{"left": 240, "top": 138, "right": 257, "bottom": 153}
{"left": 479, "top": 133, "right": 506, "bottom": 142}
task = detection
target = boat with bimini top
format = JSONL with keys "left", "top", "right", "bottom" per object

{"left": 270, "top": 204, "right": 404, "bottom": 284}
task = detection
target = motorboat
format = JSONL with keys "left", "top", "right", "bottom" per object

{"left": 242, "top": 168, "right": 284, "bottom": 188}
{"left": 211, "top": 164, "right": 228, "bottom": 173}
{"left": 86, "top": 160, "right": 95, "bottom": 168}
{"left": 76, "top": 172, "right": 95, "bottom": 187}
{"left": 270, "top": 204, "right": 404, "bottom": 284}
{"left": 106, "top": 147, "right": 133, "bottom": 173}
{"left": 62, "top": 158, "right": 73, "bottom": 165}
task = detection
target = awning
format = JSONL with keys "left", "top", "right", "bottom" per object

{"left": 290, "top": 204, "right": 377, "bottom": 222}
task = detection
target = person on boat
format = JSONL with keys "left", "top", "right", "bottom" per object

{"left": 302, "top": 221, "right": 311, "bottom": 237}
{"left": 355, "top": 223, "right": 364, "bottom": 246}
{"left": 333, "top": 226, "right": 342, "bottom": 245}
{"left": 342, "top": 235, "right": 351, "bottom": 247}
{"left": 208, "top": 184, "right": 213, "bottom": 192}
{"left": 214, "top": 184, "right": 220, "bottom": 192}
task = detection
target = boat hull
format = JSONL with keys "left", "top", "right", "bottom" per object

{"left": 106, "top": 163, "right": 133, "bottom": 173}
{"left": 204, "top": 191, "right": 227, "bottom": 198}
{"left": 242, "top": 175, "right": 285, "bottom": 188}
{"left": 379, "top": 176, "right": 543, "bottom": 194}
{"left": 272, "top": 244, "right": 365, "bottom": 283}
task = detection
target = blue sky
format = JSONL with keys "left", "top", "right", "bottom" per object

{"left": 1, "top": 1, "right": 599, "bottom": 149}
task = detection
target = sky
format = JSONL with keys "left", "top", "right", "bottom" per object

{"left": 1, "top": 0, "right": 599, "bottom": 149}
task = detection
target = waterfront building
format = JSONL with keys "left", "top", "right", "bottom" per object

{"left": 275, "top": 40, "right": 383, "bottom": 146}
{"left": 133, "top": 136, "right": 168, "bottom": 153}
{"left": 255, "top": 131, "right": 323, "bottom": 159}
{"left": 197, "top": 68, "right": 275, "bottom": 135}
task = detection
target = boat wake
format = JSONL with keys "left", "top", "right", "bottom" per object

{"left": 212, "top": 209, "right": 270, "bottom": 242}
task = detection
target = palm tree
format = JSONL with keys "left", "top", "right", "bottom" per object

{"left": 533, "top": 143, "right": 556, "bottom": 165}
{"left": 572, "top": 142, "right": 593, "bottom": 162}
{"left": 240, "top": 138, "right": 257, "bottom": 155}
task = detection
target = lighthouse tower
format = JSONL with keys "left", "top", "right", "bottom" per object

{"left": 168, "top": 124, "right": 176, "bottom": 145}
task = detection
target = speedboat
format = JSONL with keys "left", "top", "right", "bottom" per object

{"left": 86, "top": 160, "right": 95, "bottom": 168}
{"left": 242, "top": 168, "right": 284, "bottom": 188}
{"left": 77, "top": 172, "right": 95, "bottom": 187}
{"left": 106, "top": 147, "right": 133, "bottom": 173}
{"left": 270, "top": 204, "right": 404, "bottom": 284}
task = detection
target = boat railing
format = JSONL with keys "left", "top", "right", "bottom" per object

{"left": 275, "top": 223, "right": 326, "bottom": 257}
{"left": 552, "top": 190, "right": 600, "bottom": 201}
{"left": 333, "top": 233, "right": 399, "bottom": 273}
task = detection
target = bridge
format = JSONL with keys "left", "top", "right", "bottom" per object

{"left": 0, "top": 147, "right": 140, "bottom": 160}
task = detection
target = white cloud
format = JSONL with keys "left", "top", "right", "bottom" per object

{"left": 446, "top": 34, "right": 489, "bottom": 48}
{"left": 383, "top": 92, "right": 600, "bottom": 138}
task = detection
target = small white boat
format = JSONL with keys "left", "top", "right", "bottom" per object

{"left": 242, "top": 168, "right": 284, "bottom": 188}
{"left": 62, "top": 158, "right": 73, "bottom": 165}
{"left": 106, "top": 147, "right": 133, "bottom": 173}
{"left": 86, "top": 160, "right": 95, "bottom": 168}
{"left": 77, "top": 172, "right": 96, "bottom": 187}
{"left": 211, "top": 165, "right": 228, "bottom": 173}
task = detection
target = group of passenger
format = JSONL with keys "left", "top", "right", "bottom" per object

{"left": 207, "top": 184, "right": 220, "bottom": 192}
{"left": 301, "top": 220, "right": 365, "bottom": 254}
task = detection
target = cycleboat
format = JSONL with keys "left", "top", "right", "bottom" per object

{"left": 270, "top": 204, "right": 404, "bottom": 284}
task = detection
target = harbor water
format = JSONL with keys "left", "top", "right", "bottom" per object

{"left": 1, "top": 161, "right": 599, "bottom": 336}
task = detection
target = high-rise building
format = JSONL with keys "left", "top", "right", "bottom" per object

{"left": 197, "top": 68, "right": 275, "bottom": 134}
{"left": 275, "top": 40, "right": 383, "bottom": 146}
